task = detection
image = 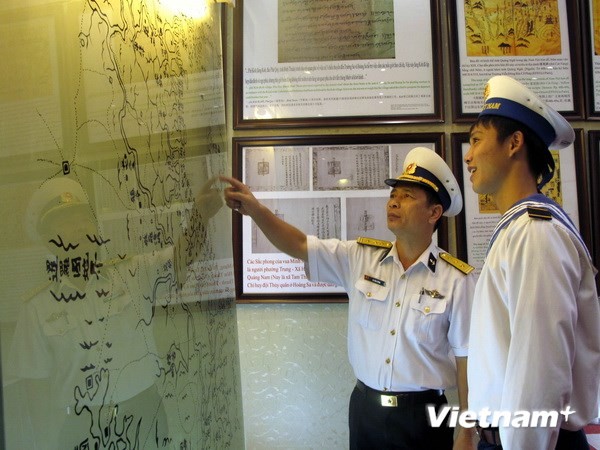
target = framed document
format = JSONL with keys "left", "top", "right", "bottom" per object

{"left": 448, "top": 0, "right": 584, "bottom": 121}
{"left": 587, "top": 131, "right": 600, "bottom": 273}
{"left": 232, "top": 133, "right": 447, "bottom": 303}
{"left": 451, "top": 130, "right": 591, "bottom": 274}
{"left": 582, "top": 0, "right": 600, "bottom": 118}
{"left": 233, "top": 0, "right": 443, "bottom": 129}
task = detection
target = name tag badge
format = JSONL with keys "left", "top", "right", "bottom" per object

{"left": 364, "top": 274, "right": 386, "bottom": 287}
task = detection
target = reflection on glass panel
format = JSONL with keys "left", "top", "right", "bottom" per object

{"left": 0, "top": 0, "right": 242, "bottom": 449}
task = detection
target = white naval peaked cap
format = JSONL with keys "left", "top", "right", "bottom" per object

{"left": 384, "top": 147, "right": 463, "bottom": 217}
{"left": 26, "top": 177, "right": 90, "bottom": 240}
{"left": 479, "top": 75, "right": 575, "bottom": 150}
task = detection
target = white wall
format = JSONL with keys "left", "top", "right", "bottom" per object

{"left": 237, "top": 302, "right": 461, "bottom": 449}
{"left": 237, "top": 303, "right": 354, "bottom": 449}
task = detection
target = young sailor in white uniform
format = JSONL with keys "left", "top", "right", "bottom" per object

{"left": 465, "top": 75, "right": 600, "bottom": 450}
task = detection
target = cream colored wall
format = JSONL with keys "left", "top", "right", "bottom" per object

{"left": 237, "top": 303, "right": 353, "bottom": 449}
{"left": 237, "top": 304, "right": 460, "bottom": 450}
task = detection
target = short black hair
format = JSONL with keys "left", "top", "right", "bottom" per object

{"left": 471, "top": 115, "right": 554, "bottom": 188}
{"left": 423, "top": 186, "right": 443, "bottom": 231}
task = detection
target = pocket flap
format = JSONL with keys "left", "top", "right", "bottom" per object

{"left": 355, "top": 278, "right": 389, "bottom": 301}
{"left": 410, "top": 295, "right": 447, "bottom": 315}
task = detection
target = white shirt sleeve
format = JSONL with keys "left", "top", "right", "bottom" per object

{"left": 499, "top": 219, "right": 582, "bottom": 449}
{"left": 447, "top": 271, "right": 476, "bottom": 358}
{"left": 305, "top": 235, "right": 352, "bottom": 289}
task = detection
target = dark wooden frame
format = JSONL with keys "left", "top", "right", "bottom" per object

{"left": 447, "top": 0, "right": 585, "bottom": 122}
{"left": 586, "top": 131, "right": 600, "bottom": 275}
{"left": 232, "top": 133, "right": 447, "bottom": 303}
{"left": 233, "top": 0, "right": 444, "bottom": 129}
{"left": 581, "top": 0, "right": 600, "bottom": 119}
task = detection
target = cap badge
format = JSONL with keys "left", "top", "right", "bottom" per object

{"left": 59, "top": 192, "right": 74, "bottom": 205}
{"left": 404, "top": 163, "right": 417, "bottom": 175}
{"left": 483, "top": 83, "right": 490, "bottom": 102}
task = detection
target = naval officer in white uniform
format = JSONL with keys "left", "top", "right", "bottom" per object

{"left": 222, "top": 147, "right": 477, "bottom": 450}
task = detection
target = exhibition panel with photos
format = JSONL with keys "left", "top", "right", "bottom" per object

{"left": 231, "top": 133, "right": 447, "bottom": 302}
{"left": 230, "top": 0, "right": 600, "bottom": 299}
{"left": 232, "top": 1, "right": 600, "bottom": 446}
{"left": 233, "top": 0, "right": 445, "bottom": 128}
{"left": 448, "top": 0, "right": 585, "bottom": 120}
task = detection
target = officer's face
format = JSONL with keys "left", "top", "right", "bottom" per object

{"left": 386, "top": 185, "right": 439, "bottom": 237}
{"left": 42, "top": 208, "right": 99, "bottom": 257}
{"left": 465, "top": 123, "right": 512, "bottom": 195}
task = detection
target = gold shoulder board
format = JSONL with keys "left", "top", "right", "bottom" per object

{"left": 439, "top": 252, "right": 474, "bottom": 275}
{"left": 20, "top": 280, "right": 52, "bottom": 303}
{"left": 527, "top": 206, "right": 552, "bottom": 220}
{"left": 102, "top": 254, "right": 132, "bottom": 267}
{"left": 357, "top": 237, "right": 393, "bottom": 249}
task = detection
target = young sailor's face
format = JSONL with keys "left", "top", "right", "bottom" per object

{"left": 465, "top": 123, "right": 511, "bottom": 195}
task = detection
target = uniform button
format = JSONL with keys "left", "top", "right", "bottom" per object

{"left": 401, "top": 274, "right": 406, "bottom": 279}
{"left": 390, "top": 330, "right": 396, "bottom": 336}
{"left": 395, "top": 302, "right": 400, "bottom": 307}
{"left": 424, "top": 306, "right": 431, "bottom": 313}
{"left": 385, "top": 358, "right": 391, "bottom": 364}
{"left": 366, "top": 292, "right": 372, "bottom": 297}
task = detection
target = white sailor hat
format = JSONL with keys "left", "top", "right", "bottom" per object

{"left": 385, "top": 147, "right": 463, "bottom": 217}
{"left": 479, "top": 75, "right": 575, "bottom": 150}
{"left": 26, "top": 177, "right": 91, "bottom": 241}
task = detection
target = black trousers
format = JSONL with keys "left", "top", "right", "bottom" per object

{"left": 476, "top": 427, "right": 590, "bottom": 450}
{"left": 349, "top": 382, "right": 454, "bottom": 450}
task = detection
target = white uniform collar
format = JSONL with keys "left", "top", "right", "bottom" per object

{"left": 383, "top": 240, "right": 439, "bottom": 274}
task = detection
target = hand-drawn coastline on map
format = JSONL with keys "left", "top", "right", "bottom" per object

{"left": 1, "top": 0, "right": 242, "bottom": 449}
{"left": 464, "top": 0, "right": 562, "bottom": 57}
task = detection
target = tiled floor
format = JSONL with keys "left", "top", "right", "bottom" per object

{"left": 586, "top": 422, "right": 600, "bottom": 450}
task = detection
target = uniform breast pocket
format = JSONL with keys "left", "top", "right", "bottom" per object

{"left": 410, "top": 294, "right": 448, "bottom": 343}
{"left": 41, "top": 309, "right": 79, "bottom": 337}
{"left": 354, "top": 278, "right": 390, "bottom": 330}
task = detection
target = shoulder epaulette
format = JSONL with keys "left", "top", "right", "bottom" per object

{"left": 20, "top": 280, "right": 52, "bottom": 303}
{"left": 103, "top": 256, "right": 129, "bottom": 267}
{"left": 526, "top": 206, "right": 552, "bottom": 220}
{"left": 357, "top": 237, "right": 393, "bottom": 249}
{"left": 439, "top": 252, "right": 474, "bottom": 275}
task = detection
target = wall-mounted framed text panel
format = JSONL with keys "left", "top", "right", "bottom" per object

{"left": 587, "top": 131, "right": 600, "bottom": 275}
{"left": 448, "top": 0, "right": 584, "bottom": 122}
{"left": 233, "top": 0, "right": 443, "bottom": 129}
{"left": 451, "top": 130, "right": 591, "bottom": 275}
{"left": 582, "top": 0, "right": 600, "bottom": 119}
{"left": 232, "top": 133, "right": 447, "bottom": 303}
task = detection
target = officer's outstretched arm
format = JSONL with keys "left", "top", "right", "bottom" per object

{"left": 220, "top": 176, "right": 308, "bottom": 261}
